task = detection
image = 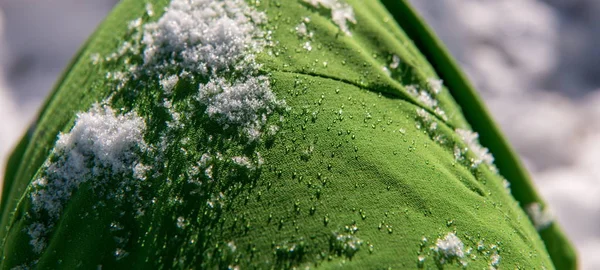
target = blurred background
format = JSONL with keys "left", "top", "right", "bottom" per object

{"left": 0, "top": 0, "right": 598, "bottom": 268}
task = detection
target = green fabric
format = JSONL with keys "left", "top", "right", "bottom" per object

{"left": 0, "top": 0, "right": 576, "bottom": 269}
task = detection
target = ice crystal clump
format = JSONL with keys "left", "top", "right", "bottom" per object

{"left": 296, "top": 22, "right": 308, "bottom": 37}
{"left": 303, "top": 0, "right": 356, "bottom": 36}
{"left": 28, "top": 104, "right": 147, "bottom": 253}
{"left": 141, "top": 0, "right": 286, "bottom": 142}
{"left": 455, "top": 128, "right": 495, "bottom": 169}
{"left": 295, "top": 18, "right": 314, "bottom": 39}
{"left": 198, "top": 76, "right": 286, "bottom": 141}
{"left": 435, "top": 232, "right": 466, "bottom": 266}
{"left": 405, "top": 81, "right": 447, "bottom": 121}
{"left": 142, "top": 0, "right": 268, "bottom": 76}
{"left": 427, "top": 78, "right": 443, "bottom": 95}
{"left": 525, "top": 202, "right": 553, "bottom": 231}
{"left": 435, "top": 232, "right": 465, "bottom": 258}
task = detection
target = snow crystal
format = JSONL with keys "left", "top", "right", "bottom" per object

{"left": 427, "top": 78, "right": 443, "bottom": 95}
{"left": 142, "top": 0, "right": 285, "bottom": 142}
{"left": 145, "top": 3, "right": 154, "bottom": 17}
{"left": 295, "top": 18, "right": 314, "bottom": 39}
{"left": 405, "top": 85, "right": 419, "bottom": 97}
{"left": 303, "top": 0, "right": 356, "bottom": 36}
{"left": 526, "top": 202, "right": 553, "bottom": 230}
{"left": 295, "top": 22, "right": 309, "bottom": 38}
{"left": 303, "top": 41, "right": 313, "bottom": 51}
{"left": 198, "top": 76, "right": 286, "bottom": 141}
{"left": 405, "top": 85, "right": 442, "bottom": 112}
{"left": 28, "top": 104, "right": 147, "bottom": 253}
{"left": 455, "top": 128, "right": 495, "bottom": 168}
{"left": 159, "top": 74, "right": 179, "bottom": 94}
{"left": 231, "top": 156, "right": 254, "bottom": 170}
{"left": 417, "top": 90, "right": 438, "bottom": 108}
{"left": 142, "top": 0, "right": 268, "bottom": 76}
{"left": 435, "top": 232, "right": 465, "bottom": 259}
{"left": 128, "top": 18, "right": 142, "bottom": 30}
{"left": 296, "top": 22, "right": 308, "bottom": 36}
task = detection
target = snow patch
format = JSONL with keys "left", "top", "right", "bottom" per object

{"left": 198, "top": 76, "right": 286, "bottom": 141}
{"left": 142, "top": 0, "right": 268, "bottom": 76}
{"left": 455, "top": 128, "right": 495, "bottom": 169}
{"left": 28, "top": 104, "right": 147, "bottom": 253}
{"left": 141, "top": 0, "right": 285, "bottom": 141}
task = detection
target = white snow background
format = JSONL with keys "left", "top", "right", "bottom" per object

{"left": 0, "top": 0, "right": 598, "bottom": 268}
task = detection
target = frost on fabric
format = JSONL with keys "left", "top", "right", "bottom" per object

{"left": 455, "top": 128, "right": 495, "bottom": 169}
{"left": 142, "top": 0, "right": 268, "bottom": 76}
{"left": 435, "top": 232, "right": 465, "bottom": 261}
{"left": 28, "top": 104, "right": 147, "bottom": 253}
{"left": 198, "top": 76, "right": 286, "bottom": 141}
{"left": 405, "top": 82, "right": 447, "bottom": 121}
{"left": 303, "top": 0, "right": 356, "bottom": 36}
{"left": 525, "top": 202, "right": 553, "bottom": 231}
{"left": 427, "top": 78, "right": 443, "bottom": 95}
{"left": 159, "top": 74, "right": 179, "bottom": 95}
{"left": 141, "top": 0, "right": 286, "bottom": 142}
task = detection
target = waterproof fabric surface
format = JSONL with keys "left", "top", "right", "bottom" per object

{"left": 0, "top": 0, "right": 576, "bottom": 269}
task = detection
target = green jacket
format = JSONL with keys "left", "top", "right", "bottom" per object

{"left": 0, "top": 0, "right": 576, "bottom": 269}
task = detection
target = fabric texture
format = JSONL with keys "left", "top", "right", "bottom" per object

{"left": 0, "top": 0, "right": 576, "bottom": 269}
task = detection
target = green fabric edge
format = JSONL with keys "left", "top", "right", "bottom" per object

{"left": 379, "top": 1, "right": 577, "bottom": 269}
